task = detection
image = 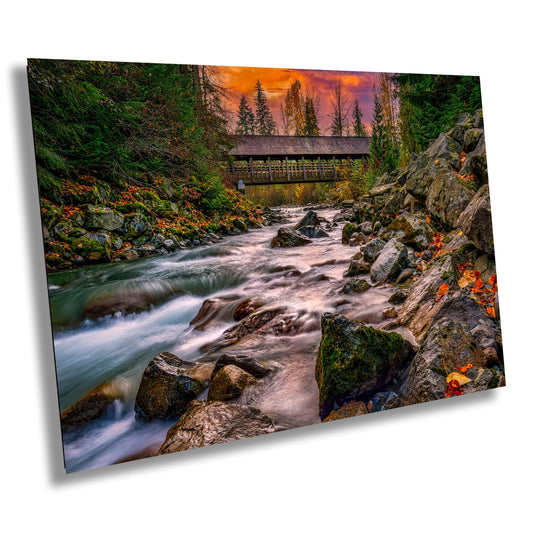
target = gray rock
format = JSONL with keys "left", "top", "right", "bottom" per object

{"left": 341, "top": 278, "right": 371, "bottom": 294}
{"left": 271, "top": 228, "right": 312, "bottom": 248}
{"left": 207, "top": 365, "right": 257, "bottom": 402}
{"left": 363, "top": 238, "right": 386, "bottom": 264}
{"left": 84, "top": 205, "right": 124, "bottom": 232}
{"left": 293, "top": 210, "right": 319, "bottom": 230}
{"left": 370, "top": 239, "right": 408, "bottom": 283}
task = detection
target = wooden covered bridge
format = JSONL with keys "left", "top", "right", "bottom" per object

{"left": 227, "top": 135, "right": 370, "bottom": 187}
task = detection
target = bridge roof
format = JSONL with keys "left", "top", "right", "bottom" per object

{"left": 230, "top": 135, "right": 370, "bottom": 158}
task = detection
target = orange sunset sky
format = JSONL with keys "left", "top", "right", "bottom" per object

{"left": 214, "top": 65, "right": 383, "bottom": 134}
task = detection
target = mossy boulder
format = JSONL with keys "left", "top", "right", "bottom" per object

{"left": 341, "top": 278, "right": 371, "bottom": 294}
{"left": 293, "top": 210, "right": 319, "bottom": 230}
{"left": 315, "top": 313, "right": 415, "bottom": 419}
{"left": 342, "top": 222, "right": 358, "bottom": 244}
{"left": 380, "top": 212, "right": 434, "bottom": 251}
{"left": 83, "top": 205, "right": 124, "bottom": 231}
{"left": 134, "top": 352, "right": 213, "bottom": 420}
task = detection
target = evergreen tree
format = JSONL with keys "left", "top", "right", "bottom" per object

{"left": 368, "top": 91, "right": 398, "bottom": 181}
{"left": 235, "top": 95, "right": 255, "bottom": 135}
{"left": 352, "top": 98, "right": 367, "bottom": 136}
{"left": 284, "top": 80, "right": 305, "bottom": 135}
{"left": 304, "top": 96, "right": 320, "bottom": 136}
{"left": 254, "top": 80, "right": 276, "bottom": 135}
{"left": 329, "top": 83, "right": 349, "bottom": 136}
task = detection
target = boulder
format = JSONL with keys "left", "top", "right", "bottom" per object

{"left": 425, "top": 168, "right": 476, "bottom": 227}
{"left": 341, "top": 278, "right": 371, "bottom": 294}
{"left": 398, "top": 318, "right": 501, "bottom": 405}
{"left": 315, "top": 313, "right": 415, "bottom": 419}
{"left": 211, "top": 353, "right": 270, "bottom": 380}
{"left": 370, "top": 239, "right": 408, "bottom": 283}
{"left": 190, "top": 296, "right": 239, "bottom": 331}
{"left": 232, "top": 218, "right": 249, "bottom": 233}
{"left": 348, "top": 232, "right": 368, "bottom": 246}
{"left": 342, "top": 222, "right": 357, "bottom": 244}
{"left": 83, "top": 287, "right": 158, "bottom": 320}
{"left": 134, "top": 352, "right": 213, "bottom": 420}
{"left": 293, "top": 210, "right": 319, "bottom": 230}
{"left": 83, "top": 205, "right": 124, "bottom": 232}
{"left": 119, "top": 214, "right": 152, "bottom": 239}
{"left": 346, "top": 256, "right": 371, "bottom": 277}
{"left": 455, "top": 184, "right": 494, "bottom": 255}
{"left": 322, "top": 401, "right": 368, "bottom": 422}
{"left": 363, "top": 238, "right": 386, "bottom": 264}
{"left": 60, "top": 382, "right": 120, "bottom": 433}
{"left": 157, "top": 400, "right": 276, "bottom": 454}
{"left": 207, "top": 365, "right": 257, "bottom": 401}
{"left": 271, "top": 228, "right": 312, "bottom": 248}
{"left": 298, "top": 226, "right": 329, "bottom": 238}
{"left": 368, "top": 392, "right": 401, "bottom": 412}
{"left": 352, "top": 202, "right": 375, "bottom": 224}
{"left": 224, "top": 308, "right": 284, "bottom": 340}
{"left": 379, "top": 212, "right": 434, "bottom": 250}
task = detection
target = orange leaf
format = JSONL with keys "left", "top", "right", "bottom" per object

{"left": 472, "top": 277, "right": 485, "bottom": 294}
{"left": 486, "top": 306, "right": 496, "bottom": 318}
{"left": 462, "top": 270, "right": 477, "bottom": 283}
{"left": 456, "top": 364, "right": 474, "bottom": 374}
{"left": 445, "top": 379, "right": 464, "bottom": 398}
{"left": 436, "top": 283, "right": 449, "bottom": 302}
{"left": 426, "top": 216, "right": 431, "bottom": 224}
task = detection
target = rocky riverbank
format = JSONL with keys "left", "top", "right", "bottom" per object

{"left": 59, "top": 111, "right": 505, "bottom": 466}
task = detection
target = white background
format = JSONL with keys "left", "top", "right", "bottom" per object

{"left": 1, "top": 2, "right": 531, "bottom": 531}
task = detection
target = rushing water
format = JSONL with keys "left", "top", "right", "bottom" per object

{"left": 49, "top": 207, "right": 410, "bottom": 473}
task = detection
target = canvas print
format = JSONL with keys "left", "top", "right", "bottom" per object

{"left": 27, "top": 59, "right": 504, "bottom": 473}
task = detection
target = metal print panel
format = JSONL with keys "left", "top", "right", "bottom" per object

{"left": 27, "top": 59, "right": 504, "bottom": 473}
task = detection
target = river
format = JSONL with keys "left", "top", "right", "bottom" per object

{"left": 48, "top": 206, "right": 407, "bottom": 473}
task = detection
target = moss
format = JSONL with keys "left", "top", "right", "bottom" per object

{"left": 488, "top": 368, "right": 500, "bottom": 389}
{"left": 430, "top": 367, "right": 448, "bottom": 378}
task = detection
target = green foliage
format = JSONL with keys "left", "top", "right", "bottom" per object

{"left": 304, "top": 97, "right": 320, "bottom": 136}
{"left": 253, "top": 80, "right": 276, "bottom": 135}
{"left": 236, "top": 95, "right": 256, "bottom": 135}
{"left": 368, "top": 93, "right": 399, "bottom": 180}
{"left": 352, "top": 99, "right": 367, "bottom": 136}
{"left": 395, "top": 73, "right": 482, "bottom": 153}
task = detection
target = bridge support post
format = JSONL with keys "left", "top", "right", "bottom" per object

{"left": 268, "top": 157, "right": 273, "bottom": 182}
{"left": 249, "top": 157, "right": 254, "bottom": 183}
{"left": 333, "top": 156, "right": 337, "bottom": 179}
{"left": 285, "top": 156, "right": 290, "bottom": 182}
{"left": 301, "top": 156, "right": 306, "bottom": 181}
{"left": 318, "top": 156, "right": 322, "bottom": 178}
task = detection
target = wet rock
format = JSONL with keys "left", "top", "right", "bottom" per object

{"left": 346, "top": 256, "right": 371, "bottom": 277}
{"left": 293, "top": 210, "right": 319, "bottom": 230}
{"left": 60, "top": 382, "right": 120, "bottom": 433}
{"left": 190, "top": 296, "right": 239, "bottom": 331}
{"left": 348, "top": 232, "right": 368, "bottom": 246}
{"left": 83, "top": 205, "right": 124, "bottom": 232}
{"left": 341, "top": 278, "right": 371, "bottom": 294}
{"left": 232, "top": 298, "right": 264, "bottom": 321}
{"left": 380, "top": 212, "right": 434, "bottom": 250}
{"left": 271, "top": 228, "right": 312, "bottom": 248}
{"left": 363, "top": 238, "right": 386, "bottom": 264}
{"left": 158, "top": 400, "right": 276, "bottom": 454}
{"left": 298, "top": 225, "right": 329, "bottom": 238}
{"left": 388, "top": 289, "right": 409, "bottom": 305}
{"left": 359, "top": 221, "right": 373, "bottom": 235}
{"left": 368, "top": 391, "right": 401, "bottom": 412}
{"left": 207, "top": 365, "right": 257, "bottom": 402}
{"left": 351, "top": 202, "right": 375, "bottom": 224}
{"left": 455, "top": 184, "right": 494, "bottom": 255}
{"left": 322, "top": 401, "right": 368, "bottom": 422}
{"left": 224, "top": 308, "right": 284, "bottom": 340}
{"left": 233, "top": 218, "right": 249, "bottom": 233}
{"left": 211, "top": 354, "right": 271, "bottom": 380}
{"left": 382, "top": 307, "right": 398, "bottom": 320}
{"left": 342, "top": 222, "right": 357, "bottom": 244}
{"left": 315, "top": 313, "right": 415, "bottom": 419}
{"left": 450, "top": 112, "right": 474, "bottom": 145}
{"left": 370, "top": 239, "right": 408, "bottom": 283}
{"left": 396, "top": 268, "right": 414, "bottom": 284}
{"left": 119, "top": 214, "right": 152, "bottom": 239}
{"left": 463, "top": 128, "right": 483, "bottom": 153}
{"left": 83, "top": 288, "right": 158, "bottom": 320}
{"left": 134, "top": 352, "right": 213, "bottom": 420}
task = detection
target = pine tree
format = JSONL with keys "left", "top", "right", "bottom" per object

{"left": 235, "top": 95, "right": 255, "bottom": 135}
{"left": 254, "top": 80, "right": 276, "bottom": 135}
{"left": 352, "top": 98, "right": 367, "bottom": 136}
{"left": 329, "top": 83, "right": 349, "bottom": 136}
{"left": 304, "top": 96, "right": 320, "bottom": 136}
{"left": 284, "top": 80, "right": 305, "bottom": 135}
{"left": 368, "top": 91, "right": 398, "bottom": 181}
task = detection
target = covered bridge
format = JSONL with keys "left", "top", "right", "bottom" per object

{"left": 228, "top": 135, "right": 371, "bottom": 186}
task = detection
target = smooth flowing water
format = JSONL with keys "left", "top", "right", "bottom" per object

{"left": 49, "top": 207, "right": 408, "bottom": 473}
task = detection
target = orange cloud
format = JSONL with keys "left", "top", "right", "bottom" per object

{"left": 212, "top": 64, "right": 381, "bottom": 134}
